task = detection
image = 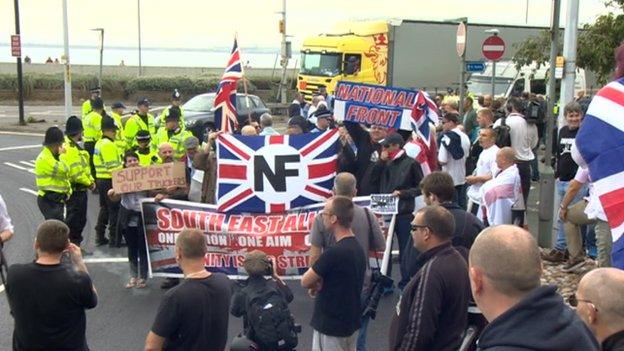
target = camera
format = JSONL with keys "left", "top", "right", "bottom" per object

{"left": 362, "top": 269, "right": 394, "bottom": 319}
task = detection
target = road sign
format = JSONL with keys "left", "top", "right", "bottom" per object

{"left": 555, "top": 56, "right": 565, "bottom": 79}
{"left": 466, "top": 61, "right": 486, "bottom": 73}
{"left": 482, "top": 35, "right": 505, "bottom": 61}
{"left": 456, "top": 22, "right": 466, "bottom": 57}
{"left": 10, "top": 35, "right": 21, "bottom": 57}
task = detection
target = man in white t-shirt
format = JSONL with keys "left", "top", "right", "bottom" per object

{"left": 559, "top": 167, "right": 612, "bottom": 271}
{"left": 465, "top": 127, "right": 499, "bottom": 215}
{"left": 438, "top": 112, "right": 470, "bottom": 209}
{"left": 493, "top": 97, "right": 538, "bottom": 205}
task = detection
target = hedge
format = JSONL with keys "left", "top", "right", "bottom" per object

{"left": 0, "top": 73, "right": 285, "bottom": 98}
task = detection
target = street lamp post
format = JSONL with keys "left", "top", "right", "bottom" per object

{"left": 485, "top": 28, "right": 500, "bottom": 99}
{"left": 137, "top": 0, "right": 142, "bottom": 76}
{"left": 62, "top": 0, "right": 72, "bottom": 120}
{"left": 91, "top": 28, "right": 104, "bottom": 90}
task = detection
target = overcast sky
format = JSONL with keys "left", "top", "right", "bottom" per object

{"left": 0, "top": 0, "right": 618, "bottom": 49}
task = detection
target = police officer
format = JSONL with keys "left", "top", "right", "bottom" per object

{"left": 110, "top": 101, "right": 127, "bottom": 154}
{"left": 35, "top": 127, "right": 71, "bottom": 221}
{"left": 61, "top": 116, "right": 95, "bottom": 246}
{"left": 155, "top": 107, "right": 193, "bottom": 160}
{"left": 82, "top": 86, "right": 101, "bottom": 118}
{"left": 94, "top": 117, "right": 123, "bottom": 246}
{"left": 124, "top": 98, "right": 156, "bottom": 149}
{"left": 83, "top": 97, "right": 105, "bottom": 180}
{"left": 159, "top": 89, "right": 185, "bottom": 128}
{"left": 134, "top": 130, "right": 160, "bottom": 166}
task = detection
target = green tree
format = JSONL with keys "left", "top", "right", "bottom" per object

{"left": 512, "top": 1, "right": 624, "bottom": 85}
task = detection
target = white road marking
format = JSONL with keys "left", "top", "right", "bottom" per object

{"left": 19, "top": 187, "right": 38, "bottom": 196}
{"left": 84, "top": 257, "right": 129, "bottom": 263}
{"left": 5, "top": 162, "right": 35, "bottom": 174}
{"left": 0, "top": 144, "right": 40, "bottom": 152}
{"left": 0, "top": 131, "right": 45, "bottom": 137}
{"left": 19, "top": 160, "right": 36, "bottom": 167}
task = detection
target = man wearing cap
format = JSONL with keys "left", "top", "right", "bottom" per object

{"left": 83, "top": 97, "right": 105, "bottom": 180}
{"left": 438, "top": 112, "right": 471, "bottom": 209}
{"left": 125, "top": 98, "right": 156, "bottom": 149}
{"left": 81, "top": 86, "right": 101, "bottom": 118}
{"left": 159, "top": 89, "right": 185, "bottom": 129}
{"left": 372, "top": 132, "right": 424, "bottom": 290}
{"left": 155, "top": 106, "right": 193, "bottom": 161}
{"left": 310, "top": 108, "right": 332, "bottom": 133}
{"left": 110, "top": 101, "right": 127, "bottom": 154}
{"left": 94, "top": 117, "right": 124, "bottom": 246}
{"left": 35, "top": 127, "right": 72, "bottom": 221}
{"left": 61, "top": 117, "right": 95, "bottom": 246}
{"left": 134, "top": 130, "right": 159, "bottom": 167}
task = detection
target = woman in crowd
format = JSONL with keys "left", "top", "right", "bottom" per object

{"left": 108, "top": 151, "right": 150, "bottom": 288}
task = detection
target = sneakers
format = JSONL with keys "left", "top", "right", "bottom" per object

{"left": 541, "top": 249, "right": 568, "bottom": 263}
{"left": 95, "top": 237, "right": 109, "bottom": 247}
{"left": 563, "top": 257, "right": 587, "bottom": 272}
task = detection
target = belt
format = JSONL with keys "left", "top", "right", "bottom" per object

{"left": 71, "top": 185, "right": 89, "bottom": 192}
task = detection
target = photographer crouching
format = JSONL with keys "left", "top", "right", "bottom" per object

{"left": 230, "top": 250, "right": 300, "bottom": 351}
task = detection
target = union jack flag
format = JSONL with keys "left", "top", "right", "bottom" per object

{"left": 214, "top": 38, "right": 243, "bottom": 132}
{"left": 411, "top": 90, "right": 439, "bottom": 147}
{"left": 216, "top": 129, "right": 339, "bottom": 213}
{"left": 574, "top": 77, "right": 624, "bottom": 269}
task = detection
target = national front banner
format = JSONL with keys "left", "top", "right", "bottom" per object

{"left": 216, "top": 130, "right": 339, "bottom": 214}
{"left": 142, "top": 197, "right": 389, "bottom": 278}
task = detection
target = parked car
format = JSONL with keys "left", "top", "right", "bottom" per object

{"left": 182, "top": 93, "right": 270, "bottom": 140}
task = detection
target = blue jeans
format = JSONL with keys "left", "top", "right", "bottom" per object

{"left": 357, "top": 293, "right": 371, "bottom": 351}
{"left": 554, "top": 180, "right": 586, "bottom": 251}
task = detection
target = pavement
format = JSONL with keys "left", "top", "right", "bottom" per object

{"left": 0, "top": 106, "right": 546, "bottom": 350}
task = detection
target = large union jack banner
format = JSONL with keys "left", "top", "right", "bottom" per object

{"left": 216, "top": 130, "right": 339, "bottom": 214}
{"left": 214, "top": 38, "right": 243, "bottom": 132}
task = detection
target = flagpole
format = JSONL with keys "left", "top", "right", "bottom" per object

{"left": 237, "top": 34, "right": 253, "bottom": 125}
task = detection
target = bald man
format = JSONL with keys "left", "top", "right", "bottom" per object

{"left": 478, "top": 147, "right": 524, "bottom": 226}
{"left": 158, "top": 142, "right": 174, "bottom": 164}
{"left": 575, "top": 268, "right": 624, "bottom": 350}
{"left": 240, "top": 125, "right": 258, "bottom": 136}
{"left": 469, "top": 225, "right": 598, "bottom": 350}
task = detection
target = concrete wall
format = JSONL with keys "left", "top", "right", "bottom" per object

{"left": 0, "top": 62, "right": 298, "bottom": 78}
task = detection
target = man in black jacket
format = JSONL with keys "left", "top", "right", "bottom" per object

{"left": 371, "top": 132, "right": 423, "bottom": 289}
{"left": 342, "top": 122, "right": 388, "bottom": 195}
{"left": 469, "top": 225, "right": 599, "bottom": 351}
{"left": 388, "top": 205, "right": 470, "bottom": 351}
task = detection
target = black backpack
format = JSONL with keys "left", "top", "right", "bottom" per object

{"left": 524, "top": 99, "right": 545, "bottom": 124}
{"left": 494, "top": 116, "right": 512, "bottom": 148}
{"left": 244, "top": 284, "right": 298, "bottom": 351}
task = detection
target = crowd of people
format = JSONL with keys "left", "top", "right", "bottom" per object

{"left": 2, "top": 45, "right": 624, "bottom": 351}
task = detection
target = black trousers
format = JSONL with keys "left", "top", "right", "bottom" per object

{"left": 84, "top": 141, "right": 96, "bottom": 181}
{"left": 65, "top": 190, "right": 88, "bottom": 245}
{"left": 37, "top": 196, "right": 64, "bottom": 221}
{"left": 95, "top": 179, "right": 120, "bottom": 244}
{"left": 516, "top": 161, "right": 531, "bottom": 206}
{"left": 122, "top": 220, "right": 148, "bottom": 279}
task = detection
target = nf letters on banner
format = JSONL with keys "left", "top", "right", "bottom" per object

{"left": 216, "top": 130, "right": 339, "bottom": 214}
{"left": 112, "top": 162, "right": 186, "bottom": 194}
{"left": 333, "top": 81, "right": 417, "bottom": 131}
{"left": 142, "top": 197, "right": 390, "bottom": 278}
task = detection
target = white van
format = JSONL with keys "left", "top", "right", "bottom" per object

{"left": 467, "top": 60, "right": 597, "bottom": 98}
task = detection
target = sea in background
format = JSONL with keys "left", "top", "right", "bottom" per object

{"left": 0, "top": 43, "right": 301, "bottom": 68}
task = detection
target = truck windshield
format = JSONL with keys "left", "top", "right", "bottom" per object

{"left": 300, "top": 52, "right": 341, "bottom": 77}
{"left": 467, "top": 78, "right": 513, "bottom": 97}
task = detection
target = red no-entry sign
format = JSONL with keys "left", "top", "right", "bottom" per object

{"left": 456, "top": 22, "right": 466, "bottom": 57}
{"left": 482, "top": 35, "right": 505, "bottom": 61}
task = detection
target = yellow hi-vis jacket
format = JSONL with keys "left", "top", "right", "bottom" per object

{"left": 94, "top": 136, "right": 123, "bottom": 179}
{"left": 60, "top": 136, "right": 94, "bottom": 189}
{"left": 83, "top": 110, "right": 103, "bottom": 143}
{"left": 124, "top": 113, "right": 156, "bottom": 148}
{"left": 110, "top": 111, "right": 127, "bottom": 153}
{"left": 35, "top": 147, "right": 71, "bottom": 197}
{"left": 155, "top": 127, "right": 193, "bottom": 161}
